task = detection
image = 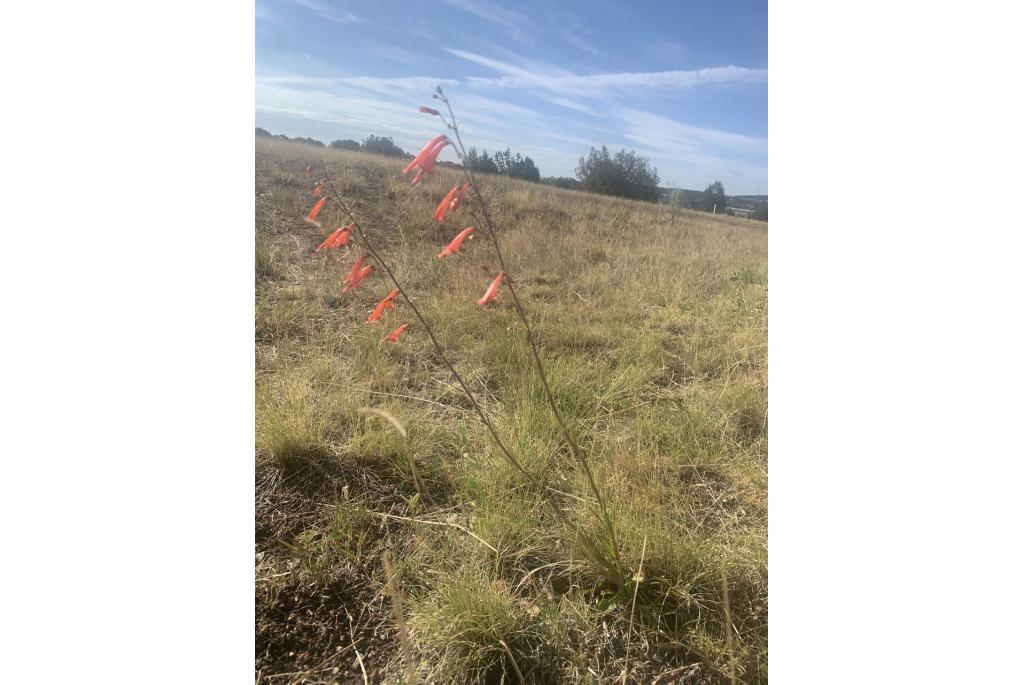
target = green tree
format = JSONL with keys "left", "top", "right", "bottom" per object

{"left": 493, "top": 148, "right": 540, "bottom": 182}
{"left": 701, "top": 181, "right": 727, "bottom": 213}
{"left": 576, "top": 146, "right": 660, "bottom": 202}
{"left": 464, "top": 147, "right": 498, "bottom": 174}
{"left": 360, "top": 135, "right": 407, "bottom": 157}
{"left": 330, "top": 139, "right": 360, "bottom": 151}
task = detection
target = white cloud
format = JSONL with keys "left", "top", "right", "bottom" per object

{"left": 447, "top": 48, "right": 767, "bottom": 97}
{"left": 288, "top": 0, "right": 359, "bottom": 25}
{"left": 254, "top": 49, "right": 769, "bottom": 193}
{"left": 559, "top": 30, "right": 607, "bottom": 58}
{"left": 440, "top": 0, "right": 536, "bottom": 47}
{"left": 613, "top": 107, "right": 768, "bottom": 155}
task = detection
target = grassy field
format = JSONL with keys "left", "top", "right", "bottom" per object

{"left": 255, "top": 137, "right": 768, "bottom": 684}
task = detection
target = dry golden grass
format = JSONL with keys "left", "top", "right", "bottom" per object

{"left": 255, "top": 138, "right": 767, "bottom": 684}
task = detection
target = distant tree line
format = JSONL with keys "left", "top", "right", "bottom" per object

{"left": 464, "top": 147, "right": 540, "bottom": 182}
{"left": 256, "top": 127, "right": 326, "bottom": 148}
{"left": 540, "top": 177, "right": 582, "bottom": 190}
{"left": 255, "top": 128, "right": 411, "bottom": 157}
{"left": 256, "top": 127, "right": 764, "bottom": 215}
{"left": 331, "top": 134, "right": 409, "bottom": 158}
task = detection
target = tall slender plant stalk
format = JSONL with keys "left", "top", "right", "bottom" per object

{"left": 433, "top": 87, "right": 625, "bottom": 587}
{"left": 317, "top": 164, "right": 622, "bottom": 586}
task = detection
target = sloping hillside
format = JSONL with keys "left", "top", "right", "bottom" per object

{"left": 255, "top": 138, "right": 767, "bottom": 684}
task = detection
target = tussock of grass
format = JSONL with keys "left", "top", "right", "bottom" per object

{"left": 255, "top": 139, "right": 768, "bottom": 683}
{"left": 410, "top": 569, "right": 546, "bottom": 683}
{"left": 255, "top": 371, "right": 332, "bottom": 469}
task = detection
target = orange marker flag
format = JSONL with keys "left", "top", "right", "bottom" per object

{"left": 478, "top": 271, "right": 505, "bottom": 306}
{"left": 343, "top": 265, "right": 375, "bottom": 293}
{"left": 366, "top": 288, "right": 401, "bottom": 323}
{"left": 437, "top": 226, "right": 476, "bottom": 258}
{"left": 305, "top": 197, "right": 328, "bottom": 226}
{"left": 382, "top": 323, "right": 410, "bottom": 343}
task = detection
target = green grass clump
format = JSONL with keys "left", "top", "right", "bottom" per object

{"left": 410, "top": 568, "right": 545, "bottom": 683}
{"left": 255, "top": 371, "right": 331, "bottom": 469}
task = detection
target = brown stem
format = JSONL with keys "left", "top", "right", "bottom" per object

{"left": 436, "top": 91, "right": 624, "bottom": 587}
{"left": 317, "top": 160, "right": 618, "bottom": 581}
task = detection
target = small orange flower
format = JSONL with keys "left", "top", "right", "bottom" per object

{"left": 420, "top": 138, "right": 449, "bottom": 174}
{"left": 316, "top": 226, "right": 349, "bottom": 252}
{"left": 403, "top": 135, "right": 449, "bottom": 175}
{"left": 366, "top": 288, "right": 401, "bottom": 323}
{"left": 435, "top": 182, "right": 472, "bottom": 221}
{"left": 434, "top": 186, "right": 460, "bottom": 221}
{"left": 437, "top": 227, "right": 476, "bottom": 258}
{"left": 329, "top": 226, "right": 352, "bottom": 249}
{"left": 344, "top": 254, "right": 369, "bottom": 285}
{"left": 313, "top": 182, "right": 324, "bottom": 197}
{"left": 478, "top": 271, "right": 505, "bottom": 306}
{"left": 342, "top": 264, "right": 375, "bottom": 293}
{"left": 382, "top": 323, "right": 410, "bottom": 343}
{"left": 305, "top": 197, "right": 328, "bottom": 226}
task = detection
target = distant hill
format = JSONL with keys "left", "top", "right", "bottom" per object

{"left": 660, "top": 187, "right": 767, "bottom": 219}
{"left": 256, "top": 128, "right": 325, "bottom": 147}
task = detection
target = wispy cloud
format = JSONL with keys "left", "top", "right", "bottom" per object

{"left": 613, "top": 107, "right": 768, "bottom": 155}
{"left": 447, "top": 48, "right": 766, "bottom": 97}
{"left": 440, "top": 0, "right": 536, "bottom": 47}
{"left": 258, "top": 75, "right": 457, "bottom": 96}
{"left": 288, "top": 0, "right": 359, "bottom": 25}
{"left": 559, "top": 30, "right": 607, "bottom": 58}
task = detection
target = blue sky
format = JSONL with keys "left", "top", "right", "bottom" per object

{"left": 256, "top": 0, "right": 767, "bottom": 194}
